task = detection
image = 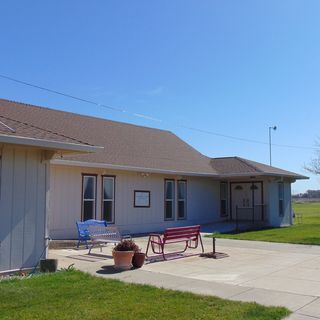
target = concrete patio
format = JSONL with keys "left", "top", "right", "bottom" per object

{"left": 49, "top": 236, "right": 320, "bottom": 320}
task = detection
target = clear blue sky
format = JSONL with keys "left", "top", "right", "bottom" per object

{"left": 1, "top": 1, "right": 319, "bottom": 193}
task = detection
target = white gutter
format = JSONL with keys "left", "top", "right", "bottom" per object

{"left": 0, "top": 134, "right": 102, "bottom": 153}
{"left": 50, "top": 159, "right": 308, "bottom": 180}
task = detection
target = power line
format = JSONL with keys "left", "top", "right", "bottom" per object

{"left": 0, "top": 73, "right": 318, "bottom": 151}
{"left": 0, "top": 119, "right": 16, "bottom": 133}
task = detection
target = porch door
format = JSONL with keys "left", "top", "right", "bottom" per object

{"left": 252, "top": 182, "right": 263, "bottom": 220}
{"left": 231, "top": 182, "right": 263, "bottom": 221}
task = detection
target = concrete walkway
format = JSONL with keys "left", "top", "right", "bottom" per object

{"left": 49, "top": 237, "right": 320, "bottom": 319}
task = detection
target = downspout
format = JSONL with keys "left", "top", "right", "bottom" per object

{"left": 42, "top": 151, "right": 54, "bottom": 259}
{"left": 44, "top": 160, "right": 50, "bottom": 257}
{"left": 289, "top": 183, "right": 293, "bottom": 225}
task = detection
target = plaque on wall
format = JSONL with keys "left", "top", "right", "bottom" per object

{"left": 134, "top": 190, "right": 150, "bottom": 208}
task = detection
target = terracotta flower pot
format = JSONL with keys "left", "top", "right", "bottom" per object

{"left": 132, "top": 252, "right": 145, "bottom": 268}
{"left": 112, "top": 250, "right": 134, "bottom": 270}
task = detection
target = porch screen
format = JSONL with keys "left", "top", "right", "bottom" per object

{"left": 177, "top": 180, "right": 187, "bottom": 219}
{"left": 102, "top": 176, "right": 115, "bottom": 223}
{"left": 82, "top": 175, "right": 97, "bottom": 221}
{"left": 164, "top": 179, "right": 175, "bottom": 220}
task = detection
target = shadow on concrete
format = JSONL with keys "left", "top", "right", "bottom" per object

{"left": 65, "top": 253, "right": 112, "bottom": 263}
{"left": 96, "top": 265, "right": 137, "bottom": 275}
{"left": 200, "top": 252, "right": 229, "bottom": 259}
{"left": 146, "top": 252, "right": 201, "bottom": 264}
{"left": 88, "top": 253, "right": 113, "bottom": 259}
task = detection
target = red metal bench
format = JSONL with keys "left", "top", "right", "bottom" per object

{"left": 145, "top": 225, "right": 204, "bottom": 260}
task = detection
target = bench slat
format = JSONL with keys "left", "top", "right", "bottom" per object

{"left": 165, "top": 234, "right": 199, "bottom": 241}
{"left": 165, "top": 229, "right": 200, "bottom": 235}
{"left": 165, "top": 225, "right": 200, "bottom": 232}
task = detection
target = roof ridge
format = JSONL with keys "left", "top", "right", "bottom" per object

{"left": 211, "top": 156, "right": 236, "bottom": 160}
{"left": 0, "top": 98, "right": 172, "bottom": 134}
{"left": 235, "top": 156, "right": 264, "bottom": 173}
{"left": 0, "top": 114, "right": 91, "bottom": 146}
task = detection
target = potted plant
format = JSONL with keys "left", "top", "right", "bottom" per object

{"left": 113, "top": 239, "right": 139, "bottom": 270}
{"left": 132, "top": 249, "right": 145, "bottom": 269}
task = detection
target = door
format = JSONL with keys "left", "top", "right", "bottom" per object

{"left": 231, "top": 183, "right": 252, "bottom": 221}
{"left": 231, "top": 182, "right": 263, "bottom": 221}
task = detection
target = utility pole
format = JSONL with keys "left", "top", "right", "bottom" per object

{"left": 269, "top": 126, "right": 277, "bottom": 166}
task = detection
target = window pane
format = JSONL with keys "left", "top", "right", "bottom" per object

{"left": 83, "top": 201, "right": 94, "bottom": 220}
{"left": 178, "top": 181, "right": 186, "bottom": 199}
{"left": 165, "top": 201, "right": 173, "bottom": 219}
{"left": 278, "top": 183, "right": 284, "bottom": 199}
{"left": 220, "top": 183, "right": 228, "bottom": 216}
{"left": 220, "top": 183, "right": 227, "bottom": 199}
{"left": 178, "top": 201, "right": 185, "bottom": 219}
{"left": 84, "top": 176, "right": 95, "bottom": 199}
{"left": 165, "top": 181, "right": 173, "bottom": 199}
{"left": 103, "top": 201, "right": 113, "bottom": 222}
{"left": 103, "top": 178, "right": 114, "bottom": 200}
{"left": 221, "top": 200, "right": 227, "bottom": 215}
{"left": 279, "top": 200, "right": 284, "bottom": 216}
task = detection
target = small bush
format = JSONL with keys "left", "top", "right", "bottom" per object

{"left": 114, "top": 239, "right": 140, "bottom": 252}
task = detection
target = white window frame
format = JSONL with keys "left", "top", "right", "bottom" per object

{"left": 102, "top": 176, "right": 115, "bottom": 223}
{"left": 82, "top": 174, "right": 97, "bottom": 221}
{"left": 164, "top": 179, "right": 175, "bottom": 220}
{"left": 177, "top": 180, "right": 187, "bottom": 220}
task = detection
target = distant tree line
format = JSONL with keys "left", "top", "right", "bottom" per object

{"left": 293, "top": 190, "right": 320, "bottom": 199}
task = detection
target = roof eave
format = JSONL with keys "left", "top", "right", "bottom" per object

{"left": 217, "top": 172, "right": 308, "bottom": 180}
{"left": 49, "top": 159, "right": 308, "bottom": 180}
{"left": 50, "top": 159, "right": 220, "bottom": 177}
{"left": 0, "top": 134, "right": 103, "bottom": 154}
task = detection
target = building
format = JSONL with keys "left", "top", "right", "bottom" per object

{"left": 0, "top": 99, "right": 307, "bottom": 272}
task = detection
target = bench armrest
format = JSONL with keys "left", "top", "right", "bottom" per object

{"left": 149, "top": 233, "right": 162, "bottom": 237}
{"left": 148, "top": 234, "right": 163, "bottom": 245}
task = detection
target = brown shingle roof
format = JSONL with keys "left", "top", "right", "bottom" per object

{"left": 210, "top": 157, "right": 307, "bottom": 179}
{"left": 0, "top": 99, "right": 216, "bottom": 175}
{"left": 0, "top": 114, "right": 91, "bottom": 145}
{"left": 0, "top": 98, "right": 307, "bottom": 179}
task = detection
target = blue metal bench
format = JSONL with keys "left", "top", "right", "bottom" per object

{"left": 76, "top": 219, "right": 107, "bottom": 248}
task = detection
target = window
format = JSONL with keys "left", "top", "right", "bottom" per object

{"left": 82, "top": 175, "right": 97, "bottom": 221}
{"left": 164, "top": 179, "right": 175, "bottom": 220}
{"left": 177, "top": 180, "right": 187, "bottom": 219}
{"left": 278, "top": 182, "right": 284, "bottom": 216}
{"left": 220, "top": 182, "right": 228, "bottom": 217}
{"left": 102, "top": 176, "right": 115, "bottom": 223}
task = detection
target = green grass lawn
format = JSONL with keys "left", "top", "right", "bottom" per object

{"left": 212, "top": 202, "right": 320, "bottom": 245}
{"left": 0, "top": 270, "right": 289, "bottom": 320}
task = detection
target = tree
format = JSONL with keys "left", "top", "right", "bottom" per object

{"left": 305, "top": 140, "right": 320, "bottom": 175}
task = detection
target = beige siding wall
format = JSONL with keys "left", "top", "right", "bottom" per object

{"left": 0, "top": 146, "right": 47, "bottom": 272}
{"left": 267, "top": 180, "right": 292, "bottom": 226}
{"left": 50, "top": 165, "right": 221, "bottom": 239}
